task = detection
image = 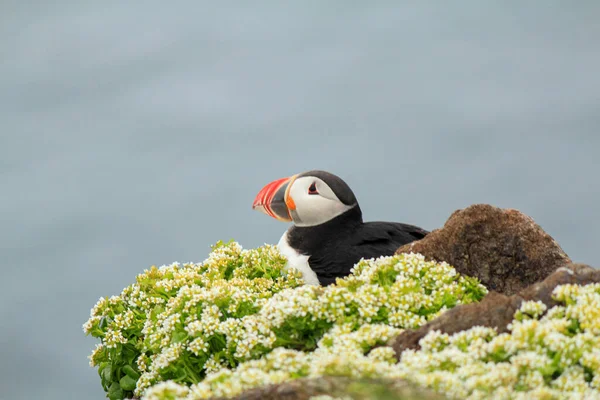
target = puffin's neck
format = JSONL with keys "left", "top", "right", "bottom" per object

{"left": 286, "top": 204, "right": 363, "bottom": 252}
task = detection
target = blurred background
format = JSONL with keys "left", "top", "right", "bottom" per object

{"left": 1, "top": 2, "right": 599, "bottom": 399}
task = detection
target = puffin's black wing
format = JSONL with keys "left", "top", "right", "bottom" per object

{"left": 307, "top": 222, "right": 429, "bottom": 285}
{"left": 344, "top": 221, "right": 429, "bottom": 266}
{"left": 353, "top": 221, "right": 428, "bottom": 249}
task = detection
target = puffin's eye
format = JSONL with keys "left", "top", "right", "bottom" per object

{"left": 308, "top": 182, "right": 318, "bottom": 195}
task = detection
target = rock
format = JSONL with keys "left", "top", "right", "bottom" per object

{"left": 388, "top": 263, "right": 600, "bottom": 356}
{"left": 396, "top": 204, "right": 571, "bottom": 295}
{"left": 220, "top": 376, "right": 445, "bottom": 400}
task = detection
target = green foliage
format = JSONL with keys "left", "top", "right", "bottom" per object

{"left": 84, "top": 240, "right": 302, "bottom": 399}
{"left": 141, "top": 284, "right": 600, "bottom": 400}
{"left": 84, "top": 241, "right": 487, "bottom": 399}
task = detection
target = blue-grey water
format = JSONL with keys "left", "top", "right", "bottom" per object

{"left": 1, "top": 3, "right": 599, "bottom": 399}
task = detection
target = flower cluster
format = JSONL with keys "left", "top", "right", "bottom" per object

{"left": 138, "top": 282, "right": 600, "bottom": 400}
{"left": 85, "top": 241, "right": 487, "bottom": 399}
{"left": 397, "top": 282, "right": 600, "bottom": 399}
{"left": 83, "top": 241, "right": 303, "bottom": 400}
{"left": 144, "top": 323, "right": 404, "bottom": 399}
{"left": 134, "top": 252, "right": 485, "bottom": 397}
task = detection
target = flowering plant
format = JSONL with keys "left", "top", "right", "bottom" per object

{"left": 84, "top": 241, "right": 487, "bottom": 399}
{"left": 397, "top": 283, "right": 600, "bottom": 399}
{"left": 141, "top": 283, "right": 600, "bottom": 400}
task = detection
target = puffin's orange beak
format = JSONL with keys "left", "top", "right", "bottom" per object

{"left": 252, "top": 175, "right": 297, "bottom": 222}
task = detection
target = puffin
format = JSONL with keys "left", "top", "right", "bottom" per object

{"left": 252, "top": 170, "right": 429, "bottom": 286}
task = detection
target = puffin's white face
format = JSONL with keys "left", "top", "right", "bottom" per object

{"left": 286, "top": 176, "right": 354, "bottom": 227}
{"left": 252, "top": 170, "right": 357, "bottom": 227}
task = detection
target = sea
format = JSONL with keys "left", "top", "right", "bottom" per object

{"left": 1, "top": 3, "right": 599, "bottom": 399}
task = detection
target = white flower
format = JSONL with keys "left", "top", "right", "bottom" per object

{"left": 141, "top": 380, "right": 190, "bottom": 400}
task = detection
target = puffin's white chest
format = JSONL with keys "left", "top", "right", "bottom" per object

{"left": 277, "top": 230, "right": 320, "bottom": 286}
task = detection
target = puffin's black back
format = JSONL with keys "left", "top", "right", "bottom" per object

{"left": 286, "top": 205, "right": 428, "bottom": 285}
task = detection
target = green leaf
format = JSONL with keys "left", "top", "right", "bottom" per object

{"left": 101, "top": 364, "right": 112, "bottom": 384}
{"left": 107, "top": 382, "right": 123, "bottom": 400}
{"left": 122, "top": 364, "right": 140, "bottom": 379}
{"left": 151, "top": 305, "right": 165, "bottom": 321}
{"left": 99, "top": 316, "right": 109, "bottom": 330}
{"left": 119, "top": 375, "right": 137, "bottom": 391}
{"left": 172, "top": 330, "right": 187, "bottom": 343}
{"left": 98, "top": 362, "right": 108, "bottom": 375}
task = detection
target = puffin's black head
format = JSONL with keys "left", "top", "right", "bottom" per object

{"left": 252, "top": 170, "right": 359, "bottom": 227}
